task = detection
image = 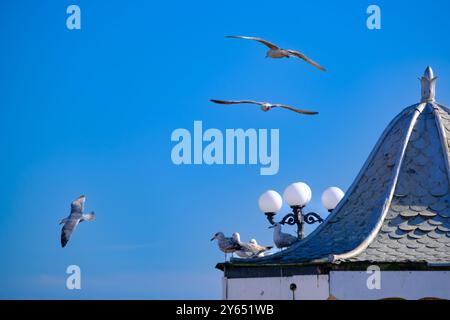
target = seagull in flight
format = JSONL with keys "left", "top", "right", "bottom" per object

{"left": 59, "top": 195, "right": 95, "bottom": 248}
{"left": 210, "top": 99, "right": 318, "bottom": 115}
{"left": 226, "top": 35, "right": 327, "bottom": 72}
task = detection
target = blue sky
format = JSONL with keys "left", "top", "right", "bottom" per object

{"left": 0, "top": 0, "right": 449, "bottom": 299}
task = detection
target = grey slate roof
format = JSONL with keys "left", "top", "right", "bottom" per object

{"left": 234, "top": 68, "right": 450, "bottom": 266}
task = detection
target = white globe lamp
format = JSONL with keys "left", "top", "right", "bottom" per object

{"left": 321, "top": 187, "right": 345, "bottom": 212}
{"left": 283, "top": 182, "right": 312, "bottom": 208}
{"left": 258, "top": 190, "right": 283, "bottom": 213}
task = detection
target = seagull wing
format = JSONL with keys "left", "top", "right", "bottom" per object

{"left": 70, "top": 195, "right": 85, "bottom": 214}
{"left": 210, "top": 99, "right": 262, "bottom": 106}
{"left": 228, "top": 237, "right": 245, "bottom": 251}
{"left": 241, "top": 242, "right": 254, "bottom": 252}
{"left": 226, "top": 36, "right": 279, "bottom": 50}
{"left": 255, "top": 244, "right": 273, "bottom": 252}
{"left": 61, "top": 218, "right": 80, "bottom": 247}
{"left": 274, "top": 104, "right": 319, "bottom": 115}
{"left": 287, "top": 233, "right": 298, "bottom": 244}
{"left": 250, "top": 242, "right": 272, "bottom": 252}
{"left": 286, "top": 50, "right": 327, "bottom": 72}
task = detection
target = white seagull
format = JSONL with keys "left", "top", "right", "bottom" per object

{"left": 269, "top": 223, "right": 297, "bottom": 249}
{"left": 232, "top": 232, "right": 273, "bottom": 258}
{"left": 232, "top": 233, "right": 254, "bottom": 258}
{"left": 210, "top": 99, "right": 318, "bottom": 115}
{"left": 59, "top": 195, "right": 95, "bottom": 248}
{"left": 211, "top": 232, "right": 243, "bottom": 260}
{"left": 249, "top": 239, "right": 273, "bottom": 257}
{"left": 226, "top": 35, "right": 327, "bottom": 72}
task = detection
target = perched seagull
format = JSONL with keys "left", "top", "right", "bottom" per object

{"left": 211, "top": 232, "right": 243, "bottom": 261}
{"left": 249, "top": 238, "right": 273, "bottom": 257}
{"left": 210, "top": 99, "right": 318, "bottom": 115}
{"left": 232, "top": 232, "right": 274, "bottom": 258}
{"left": 269, "top": 223, "right": 297, "bottom": 249}
{"left": 59, "top": 195, "right": 95, "bottom": 248}
{"left": 232, "top": 233, "right": 254, "bottom": 258}
{"left": 226, "top": 35, "right": 327, "bottom": 72}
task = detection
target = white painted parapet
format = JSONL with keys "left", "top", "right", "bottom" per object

{"left": 223, "top": 271, "right": 450, "bottom": 300}
{"left": 223, "top": 275, "right": 330, "bottom": 300}
{"left": 329, "top": 271, "right": 450, "bottom": 300}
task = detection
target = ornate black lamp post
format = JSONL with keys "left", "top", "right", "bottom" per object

{"left": 259, "top": 183, "right": 344, "bottom": 240}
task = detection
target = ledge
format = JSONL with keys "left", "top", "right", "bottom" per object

{"left": 216, "top": 261, "right": 450, "bottom": 278}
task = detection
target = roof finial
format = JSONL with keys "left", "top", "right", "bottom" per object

{"left": 420, "top": 66, "right": 437, "bottom": 102}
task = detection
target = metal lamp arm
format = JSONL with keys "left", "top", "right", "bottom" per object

{"left": 264, "top": 207, "right": 324, "bottom": 240}
{"left": 303, "top": 211, "right": 324, "bottom": 224}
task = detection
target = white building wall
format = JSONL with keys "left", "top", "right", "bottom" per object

{"left": 223, "top": 271, "right": 450, "bottom": 300}
{"left": 223, "top": 275, "right": 330, "bottom": 300}
{"left": 329, "top": 271, "right": 450, "bottom": 300}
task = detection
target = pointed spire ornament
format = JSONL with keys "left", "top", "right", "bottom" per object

{"left": 420, "top": 66, "right": 438, "bottom": 102}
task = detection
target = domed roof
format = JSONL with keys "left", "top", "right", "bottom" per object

{"left": 238, "top": 67, "right": 450, "bottom": 266}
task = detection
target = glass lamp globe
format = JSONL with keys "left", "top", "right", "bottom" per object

{"left": 321, "top": 187, "right": 345, "bottom": 211}
{"left": 258, "top": 190, "right": 283, "bottom": 213}
{"left": 283, "top": 182, "right": 312, "bottom": 207}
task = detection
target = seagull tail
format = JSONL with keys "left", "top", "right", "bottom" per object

{"left": 82, "top": 211, "right": 95, "bottom": 222}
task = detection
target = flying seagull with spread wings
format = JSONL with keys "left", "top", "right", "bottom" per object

{"left": 226, "top": 35, "right": 327, "bottom": 72}
{"left": 210, "top": 99, "right": 318, "bottom": 115}
{"left": 59, "top": 195, "right": 95, "bottom": 248}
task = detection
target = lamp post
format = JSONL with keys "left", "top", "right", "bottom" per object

{"left": 259, "top": 182, "right": 345, "bottom": 240}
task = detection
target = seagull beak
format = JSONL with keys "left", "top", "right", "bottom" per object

{"left": 210, "top": 237, "right": 215, "bottom": 241}
{"left": 268, "top": 225, "right": 275, "bottom": 229}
